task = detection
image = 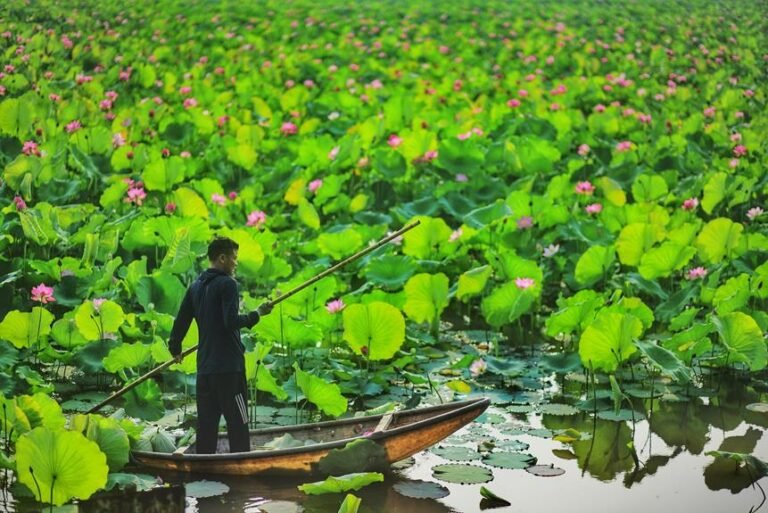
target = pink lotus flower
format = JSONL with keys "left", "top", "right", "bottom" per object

{"left": 326, "top": 298, "right": 345, "bottom": 314}
{"left": 126, "top": 186, "right": 146, "bottom": 206}
{"left": 507, "top": 98, "right": 521, "bottom": 108}
{"left": 637, "top": 113, "right": 652, "bottom": 124}
{"left": 99, "top": 99, "right": 112, "bottom": 111}
{"left": 733, "top": 145, "right": 747, "bottom": 157}
{"left": 31, "top": 283, "right": 55, "bottom": 304}
{"left": 179, "top": 86, "right": 192, "bottom": 95}
{"left": 682, "top": 198, "right": 699, "bottom": 211}
{"left": 422, "top": 150, "right": 438, "bottom": 162}
{"left": 550, "top": 84, "right": 567, "bottom": 96}
{"left": 729, "top": 158, "right": 740, "bottom": 168}
{"left": 22, "top": 140, "right": 40, "bottom": 156}
{"left": 616, "top": 141, "right": 633, "bottom": 152}
{"left": 112, "top": 133, "right": 126, "bottom": 148}
{"left": 577, "top": 144, "right": 590, "bottom": 156}
{"left": 92, "top": 298, "right": 106, "bottom": 311}
{"left": 449, "top": 228, "right": 463, "bottom": 242}
{"left": 747, "top": 206, "right": 764, "bottom": 221}
{"left": 65, "top": 120, "right": 82, "bottom": 133}
{"left": 105, "top": 90, "right": 118, "bottom": 101}
{"left": 744, "top": 89, "right": 754, "bottom": 98}
{"left": 118, "top": 69, "right": 131, "bottom": 81}
{"left": 183, "top": 98, "right": 198, "bottom": 109}
{"left": 387, "top": 134, "right": 402, "bottom": 148}
{"left": 517, "top": 216, "right": 533, "bottom": 229}
{"left": 585, "top": 203, "right": 603, "bottom": 215}
{"left": 165, "top": 202, "right": 177, "bottom": 214}
{"left": 180, "top": 151, "right": 191, "bottom": 158}
{"left": 246, "top": 210, "right": 266, "bottom": 228}
{"left": 469, "top": 358, "right": 487, "bottom": 377}
{"left": 515, "top": 277, "right": 536, "bottom": 290}
{"left": 49, "top": 93, "right": 61, "bottom": 102}
{"left": 218, "top": 116, "right": 229, "bottom": 127}
{"left": 13, "top": 195, "right": 27, "bottom": 210}
{"left": 575, "top": 181, "right": 595, "bottom": 195}
{"left": 543, "top": 244, "right": 560, "bottom": 258}
{"left": 594, "top": 104, "right": 606, "bottom": 113}
{"left": 518, "top": 89, "right": 529, "bottom": 97}
{"left": 703, "top": 106, "right": 716, "bottom": 117}
{"left": 211, "top": 193, "right": 227, "bottom": 206}
{"left": 686, "top": 267, "right": 708, "bottom": 280}
{"left": 280, "top": 122, "right": 297, "bottom": 136}
{"left": 455, "top": 173, "right": 468, "bottom": 183}
{"left": 308, "top": 179, "right": 323, "bottom": 194}
{"left": 328, "top": 146, "right": 340, "bottom": 160}
{"left": 75, "top": 74, "right": 93, "bottom": 85}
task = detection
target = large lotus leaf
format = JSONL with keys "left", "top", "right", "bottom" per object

{"left": 482, "top": 451, "right": 537, "bottom": 469}
{"left": 141, "top": 157, "right": 185, "bottom": 192}
{"left": 298, "top": 472, "right": 384, "bottom": 495}
{"left": 456, "top": 265, "right": 493, "bottom": 301}
{"left": 145, "top": 215, "right": 211, "bottom": 248}
{"left": 753, "top": 262, "right": 768, "bottom": 300}
{"left": 616, "top": 223, "right": 664, "bottom": 266}
{"left": 17, "top": 393, "right": 65, "bottom": 431}
{"left": 227, "top": 143, "right": 258, "bottom": 170}
{"left": 217, "top": 228, "right": 265, "bottom": 279}
{"left": 713, "top": 313, "right": 767, "bottom": 371}
{"left": 297, "top": 198, "right": 321, "bottom": 230}
{"left": 253, "top": 314, "right": 323, "bottom": 348}
{"left": 511, "top": 137, "right": 561, "bottom": 175}
{"left": 574, "top": 245, "right": 615, "bottom": 286}
{"left": 123, "top": 380, "right": 165, "bottom": 421}
{"left": 74, "top": 300, "right": 125, "bottom": 341}
{"left": 185, "top": 480, "right": 231, "bottom": 498}
{"left": 0, "top": 308, "right": 54, "bottom": 349}
{"left": 343, "top": 302, "right": 405, "bottom": 361}
{"left": 661, "top": 323, "right": 714, "bottom": 365}
{"left": 431, "top": 463, "right": 493, "bottom": 484}
{"left": 436, "top": 137, "right": 485, "bottom": 174}
{"left": 403, "top": 273, "right": 449, "bottom": 325}
{"left": 695, "top": 218, "right": 744, "bottom": 264}
{"left": 318, "top": 439, "right": 389, "bottom": 474}
{"left": 84, "top": 415, "right": 130, "bottom": 472}
{"left": 103, "top": 343, "right": 152, "bottom": 373}
{"left": 16, "top": 427, "right": 108, "bottom": 506}
{"left": 604, "top": 297, "right": 654, "bottom": 331}
{"left": 635, "top": 340, "right": 692, "bottom": 383}
{"left": 317, "top": 229, "right": 364, "bottom": 260}
{"left": 276, "top": 272, "right": 338, "bottom": 317}
{"left": 51, "top": 315, "right": 89, "bottom": 349}
{"left": 364, "top": 255, "right": 417, "bottom": 289}
{"left": 701, "top": 172, "right": 727, "bottom": 214}
{"left": 491, "top": 253, "right": 543, "bottom": 286}
{"left": 245, "top": 351, "right": 288, "bottom": 401}
{"left": 294, "top": 364, "right": 347, "bottom": 417}
{"left": 579, "top": 311, "right": 642, "bottom": 373}
{"left": 638, "top": 242, "right": 697, "bottom": 280}
{"left": 545, "top": 290, "right": 605, "bottom": 337}
{"left": 0, "top": 342, "right": 18, "bottom": 369}
{"left": 393, "top": 480, "right": 449, "bottom": 500}
{"left": 631, "top": 174, "right": 668, "bottom": 203}
{"left": 402, "top": 216, "right": 452, "bottom": 259}
{"left": 105, "top": 473, "right": 159, "bottom": 492}
{"left": 464, "top": 201, "right": 513, "bottom": 230}
{"left": 712, "top": 274, "right": 751, "bottom": 315}
{"left": 135, "top": 271, "right": 185, "bottom": 315}
{"left": 160, "top": 227, "right": 195, "bottom": 274}
{"left": 0, "top": 97, "right": 35, "bottom": 136}
{"left": 172, "top": 187, "right": 209, "bottom": 218}
{"left": 481, "top": 282, "right": 536, "bottom": 328}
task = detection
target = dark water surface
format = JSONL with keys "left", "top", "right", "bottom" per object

{"left": 175, "top": 376, "right": 768, "bottom": 513}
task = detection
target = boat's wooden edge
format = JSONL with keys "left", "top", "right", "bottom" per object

{"left": 132, "top": 397, "right": 490, "bottom": 462}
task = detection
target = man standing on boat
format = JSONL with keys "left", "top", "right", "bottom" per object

{"left": 169, "top": 237, "right": 272, "bottom": 453}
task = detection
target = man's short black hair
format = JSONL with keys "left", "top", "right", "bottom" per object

{"left": 208, "top": 237, "right": 239, "bottom": 261}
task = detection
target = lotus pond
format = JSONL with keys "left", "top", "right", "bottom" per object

{"left": 0, "top": 0, "right": 766, "bottom": 512}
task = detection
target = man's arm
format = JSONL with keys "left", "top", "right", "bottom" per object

{"left": 221, "top": 278, "right": 261, "bottom": 329}
{"left": 169, "top": 288, "right": 194, "bottom": 357}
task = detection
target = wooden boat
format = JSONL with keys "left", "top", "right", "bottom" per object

{"left": 132, "top": 397, "right": 490, "bottom": 475}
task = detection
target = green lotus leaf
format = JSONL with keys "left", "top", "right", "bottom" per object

{"left": 436, "top": 137, "right": 485, "bottom": 174}
{"left": 0, "top": 308, "right": 54, "bottom": 349}
{"left": 364, "top": 255, "right": 417, "bottom": 289}
{"left": 227, "top": 143, "right": 258, "bottom": 170}
{"left": 456, "top": 265, "right": 493, "bottom": 301}
{"left": 464, "top": 201, "right": 513, "bottom": 230}
{"left": 511, "top": 137, "right": 561, "bottom": 175}
{"left": 123, "top": 380, "right": 165, "bottom": 421}
{"left": 142, "top": 157, "right": 185, "bottom": 192}
{"left": 298, "top": 472, "right": 384, "bottom": 495}
{"left": 402, "top": 216, "right": 452, "bottom": 259}
{"left": 482, "top": 451, "right": 537, "bottom": 469}
{"left": 481, "top": 282, "right": 536, "bottom": 328}
{"left": 103, "top": 343, "right": 152, "bottom": 373}
{"left": 545, "top": 290, "right": 605, "bottom": 337}
{"left": 51, "top": 314, "right": 89, "bottom": 349}
{"left": 338, "top": 493, "right": 362, "bottom": 513}
{"left": 318, "top": 229, "right": 363, "bottom": 260}
{"left": 75, "top": 300, "right": 125, "bottom": 341}
{"left": 430, "top": 445, "right": 482, "bottom": 462}
{"left": 695, "top": 218, "right": 744, "bottom": 264}
{"left": 0, "top": 97, "right": 34, "bottom": 136}
{"left": 431, "top": 463, "right": 493, "bottom": 484}
{"left": 245, "top": 350, "right": 288, "bottom": 401}
{"left": 574, "top": 245, "right": 615, "bottom": 286}
{"left": 491, "top": 253, "right": 543, "bottom": 286}
{"left": 752, "top": 262, "right": 768, "bottom": 299}
{"left": 81, "top": 415, "right": 130, "bottom": 472}
{"left": 105, "top": 473, "right": 159, "bottom": 492}
{"left": 294, "top": 364, "right": 347, "bottom": 417}
{"left": 0, "top": 341, "right": 18, "bottom": 369}
{"left": 16, "top": 427, "right": 108, "bottom": 506}
{"left": 16, "top": 393, "right": 66, "bottom": 432}
{"left": 635, "top": 340, "right": 692, "bottom": 383}
{"left": 631, "top": 174, "right": 668, "bottom": 203}
{"left": 616, "top": 223, "right": 664, "bottom": 267}
{"left": 343, "top": 302, "right": 405, "bottom": 361}
{"left": 318, "top": 439, "right": 389, "bottom": 475}
{"left": 297, "top": 198, "right": 321, "bottom": 230}
{"left": 185, "top": 480, "right": 230, "bottom": 498}
{"left": 713, "top": 313, "right": 767, "bottom": 371}
{"left": 253, "top": 313, "right": 323, "bottom": 348}
{"left": 579, "top": 310, "right": 643, "bottom": 373}
{"left": 669, "top": 308, "right": 700, "bottom": 332}
{"left": 160, "top": 227, "right": 195, "bottom": 274}
{"left": 712, "top": 274, "right": 751, "bottom": 315}
{"left": 701, "top": 172, "right": 727, "bottom": 214}
{"left": 171, "top": 187, "right": 209, "bottom": 218}
{"left": 604, "top": 297, "right": 654, "bottom": 331}
{"left": 135, "top": 270, "right": 185, "bottom": 315}
{"left": 661, "top": 323, "right": 713, "bottom": 364}
{"left": 403, "top": 273, "right": 450, "bottom": 325}
{"left": 638, "top": 242, "right": 697, "bottom": 280}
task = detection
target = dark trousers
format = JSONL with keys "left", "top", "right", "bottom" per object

{"left": 196, "top": 372, "right": 250, "bottom": 453}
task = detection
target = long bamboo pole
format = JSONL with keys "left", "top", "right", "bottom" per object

{"left": 86, "top": 220, "right": 420, "bottom": 413}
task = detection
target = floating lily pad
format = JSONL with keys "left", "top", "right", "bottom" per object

{"left": 392, "top": 480, "right": 450, "bottom": 499}
{"left": 526, "top": 464, "right": 566, "bottom": 477}
{"left": 482, "top": 452, "right": 537, "bottom": 469}
{"left": 506, "top": 404, "right": 535, "bottom": 414}
{"left": 391, "top": 457, "right": 416, "bottom": 470}
{"left": 185, "top": 480, "right": 230, "bottom": 498}
{"left": 477, "top": 413, "right": 506, "bottom": 424}
{"left": 552, "top": 449, "right": 578, "bottom": 460}
{"left": 432, "top": 463, "right": 494, "bottom": 484}
{"left": 539, "top": 403, "right": 579, "bottom": 416}
{"left": 596, "top": 409, "right": 646, "bottom": 422}
{"left": 746, "top": 403, "right": 768, "bottom": 413}
{"left": 105, "top": 473, "right": 160, "bottom": 492}
{"left": 431, "top": 445, "right": 482, "bottom": 461}
{"left": 493, "top": 439, "right": 530, "bottom": 452}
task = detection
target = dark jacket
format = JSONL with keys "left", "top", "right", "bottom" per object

{"left": 169, "top": 268, "right": 260, "bottom": 375}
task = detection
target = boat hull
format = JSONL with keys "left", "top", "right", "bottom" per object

{"left": 132, "top": 397, "right": 489, "bottom": 475}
